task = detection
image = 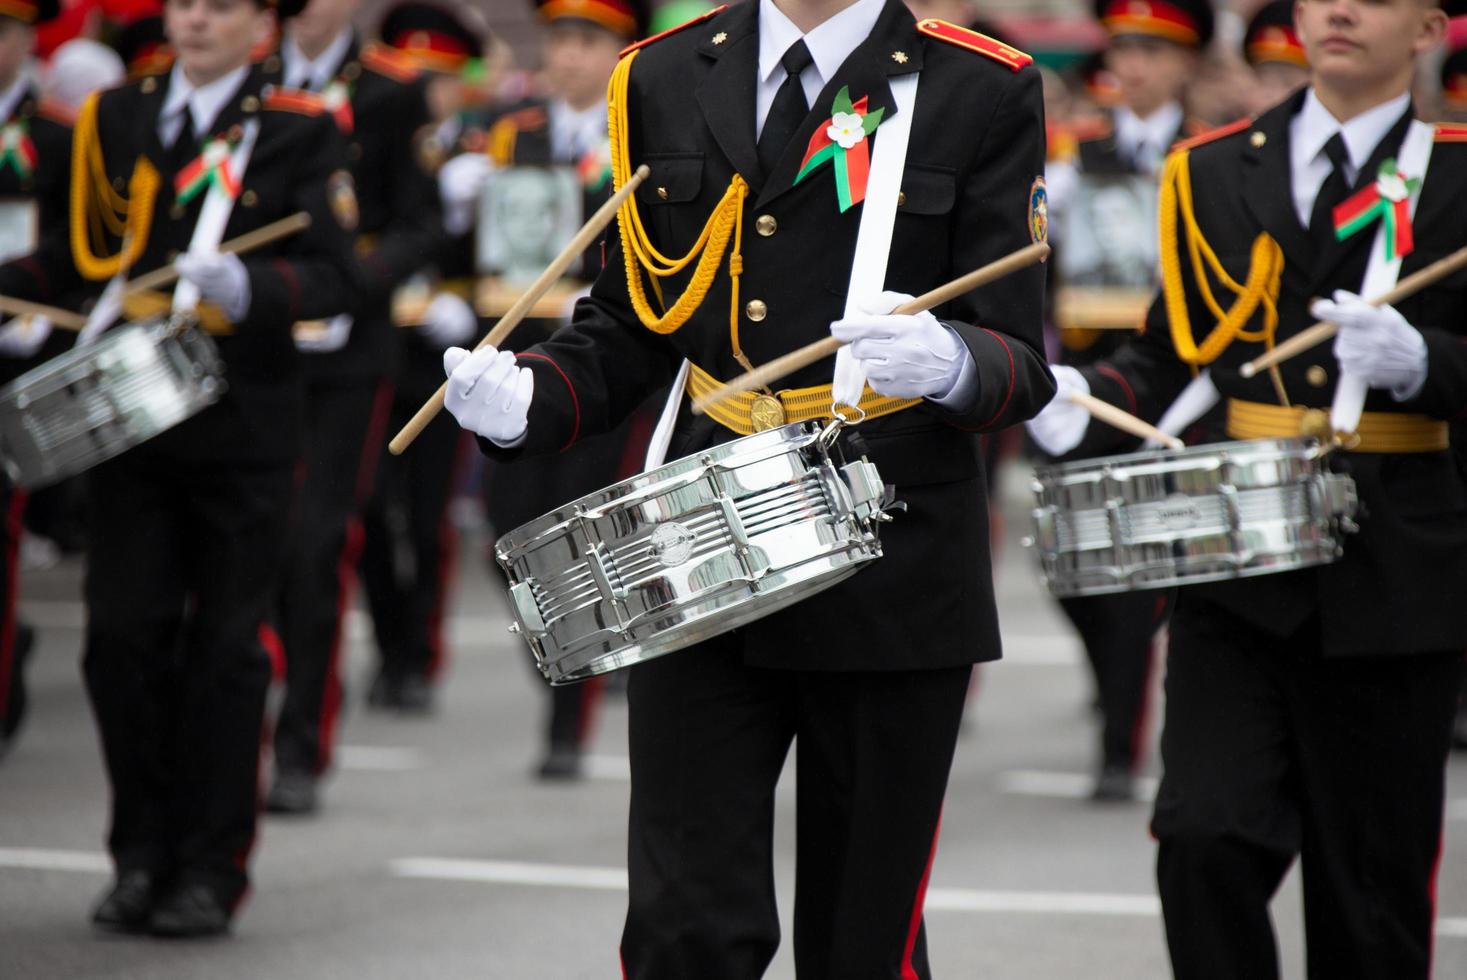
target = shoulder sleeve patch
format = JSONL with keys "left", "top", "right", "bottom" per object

{"left": 1170, "top": 116, "right": 1251, "bottom": 154}
{"left": 361, "top": 44, "right": 420, "bottom": 83}
{"left": 264, "top": 88, "right": 326, "bottom": 116}
{"left": 619, "top": 4, "right": 728, "bottom": 58}
{"left": 916, "top": 18, "right": 1033, "bottom": 71}
{"left": 1435, "top": 123, "right": 1467, "bottom": 143}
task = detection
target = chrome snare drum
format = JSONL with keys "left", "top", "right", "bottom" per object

{"left": 0, "top": 316, "right": 225, "bottom": 489}
{"left": 1029, "top": 438, "right": 1358, "bottom": 597}
{"left": 496, "top": 421, "right": 893, "bottom": 684}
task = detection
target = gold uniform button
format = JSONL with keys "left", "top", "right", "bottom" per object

{"left": 1250, "top": 131, "right": 1267, "bottom": 148}
{"left": 656, "top": 186, "right": 669, "bottom": 201}
{"left": 140, "top": 76, "right": 157, "bottom": 94}
{"left": 241, "top": 95, "right": 260, "bottom": 114}
{"left": 241, "top": 189, "right": 258, "bottom": 207}
{"left": 745, "top": 299, "right": 767, "bottom": 322}
{"left": 755, "top": 214, "right": 777, "bottom": 237}
{"left": 897, "top": 191, "right": 906, "bottom": 207}
{"left": 1306, "top": 365, "right": 1329, "bottom": 388}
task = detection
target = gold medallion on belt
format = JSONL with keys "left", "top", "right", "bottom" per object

{"left": 750, "top": 393, "right": 786, "bottom": 431}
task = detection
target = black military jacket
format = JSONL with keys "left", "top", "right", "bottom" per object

{"left": 12, "top": 65, "right": 359, "bottom": 463}
{"left": 0, "top": 88, "right": 74, "bottom": 385}
{"left": 261, "top": 34, "right": 441, "bottom": 381}
{"left": 486, "top": 0, "right": 1055, "bottom": 671}
{"left": 1076, "top": 89, "right": 1467, "bottom": 656}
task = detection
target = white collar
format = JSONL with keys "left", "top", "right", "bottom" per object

{"left": 0, "top": 76, "right": 27, "bottom": 123}
{"left": 282, "top": 29, "right": 355, "bottom": 92}
{"left": 1113, "top": 102, "right": 1184, "bottom": 153}
{"left": 1293, "top": 88, "right": 1412, "bottom": 177}
{"left": 161, "top": 62, "right": 250, "bottom": 137}
{"left": 758, "top": 0, "right": 885, "bottom": 86}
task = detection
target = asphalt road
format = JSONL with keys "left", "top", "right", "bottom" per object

{"left": 2, "top": 464, "right": 1464, "bottom": 979}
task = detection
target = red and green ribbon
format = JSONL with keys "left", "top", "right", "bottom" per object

{"left": 0, "top": 122, "right": 36, "bottom": 180}
{"left": 322, "top": 79, "right": 354, "bottom": 134}
{"left": 577, "top": 141, "right": 612, "bottom": 192}
{"left": 793, "top": 86, "right": 885, "bottom": 213}
{"left": 1332, "top": 157, "right": 1419, "bottom": 262}
{"left": 174, "top": 137, "right": 241, "bottom": 206}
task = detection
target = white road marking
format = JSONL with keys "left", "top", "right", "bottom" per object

{"left": 998, "top": 769, "right": 1159, "bottom": 801}
{"left": 583, "top": 754, "right": 631, "bottom": 782}
{"left": 1439, "top": 918, "right": 1467, "bottom": 938}
{"left": 925, "top": 888, "right": 1159, "bottom": 917}
{"left": 336, "top": 746, "right": 425, "bottom": 772}
{"left": 1446, "top": 799, "right": 1467, "bottom": 822}
{"left": 390, "top": 857, "right": 627, "bottom": 891}
{"left": 996, "top": 635, "right": 1083, "bottom": 666}
{"left": 0, "top": 848, "right": 110, "bottom": 873}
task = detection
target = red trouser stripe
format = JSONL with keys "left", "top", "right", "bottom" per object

{"left": 0, "top": 489, "right": 27, "bottom": 726}
{"left": 901, "top": 812, "right": 943, "bottom": 980}
{"left": 426, "top": 430, "right": 472, "bottom": 681}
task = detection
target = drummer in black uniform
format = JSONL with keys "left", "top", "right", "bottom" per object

{"left": 1033, "top": 0, "right": 1214, "bottom": 802}
{"left": 0, "top": 0, "right": 69, "bottom": 758}
{"left": 438, "top": 0, "right": 1053, "bottom": 973}
{"left": 5, "top": 0, "right": 358, "bottom": 935}
{"left": 1027, "top": 0, "right": 1467, "bottom": 975}
{"left": 259, "top": 0, "right": 442, "bottom": 817}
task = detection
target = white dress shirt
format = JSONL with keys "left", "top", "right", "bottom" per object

{"left": 1289, "top": 88, "right": 1412, "bottom": 228}
{"left": 0, "top": 75, "right": 27, "bottom": 124}
{"left": 755, "top": 0, "right": 884, "bottom": 138}
{"left": 281, "top": 29, "right": 354, "bottom": 92}
{"left": 158, "top": 63, "right": 250, "bottom": 148}
{"left": 549, "top": 98, "right": 607, "bottom": 162}
{"left": 1113, "top": 101, "right": 1184, "bottom": 176}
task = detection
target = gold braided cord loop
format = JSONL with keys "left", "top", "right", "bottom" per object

{"left": 70, "top": 92, "right": 159, "bottom": 281}
{"left": 608, "top": 50, "right": 748, "bottom": 336}
{"left": 1159, "top": 149, "right": 1283, "bottom": 367}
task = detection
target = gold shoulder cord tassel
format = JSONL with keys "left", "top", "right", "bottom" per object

{"left": 1158, "top": 148, "right": 1289, "bottom": 403}
{"left": 608, "top": 51, "right": 760, "bottom": 368}
{"left": 71, "top": 91, "right": 160, "bottom": 282}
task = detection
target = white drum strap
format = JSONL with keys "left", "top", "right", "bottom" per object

{"left": 1331, "top": 119, "right": 1434, "bottom": 434}
{"left": 172, "top": 116, "right": 261, "bottom": 316}
{"left": 644, "top": 73, "right": 922, "bottom": 471}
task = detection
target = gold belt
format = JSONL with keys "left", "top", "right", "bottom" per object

{"left": 1226, "top": 399, "right": 1449, "bottom": 453}
{"left": 121, "top": 290, "right": 233, "bottom": 335}
{"left": 686, "top": 362, "right": 920, "bottom": 436}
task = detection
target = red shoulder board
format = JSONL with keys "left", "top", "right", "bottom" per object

{"left": 264, "top": 88, "right": 325, "bottom": 116}
{"left": 37, "top": 97, "right": 75, "bottom": 127}
{"left": 1070, "top": 115, "right": 1113, "bottom": 143}
{"left": 1170, "top": 116, "right": 1251, "bottom": 154}
{"left": 916, "top": 19, "right": 1033, "bottom": 72}
{"left": 619, "top": 4, "right": 727, "bottom": 58}
{"left": 1435, "top": 124, "right": 1467, "bottom": 143}
{"left": 361, "top": 44, "right": 419, "bottom": 83}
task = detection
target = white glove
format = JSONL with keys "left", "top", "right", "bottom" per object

{"left": 829, "top": 291, "right": 970, "bottom": 405}
{"left": 418, "top": 293, "right": 477, "bottom": 349}
{"left": 1026, "top": 364, "right": 1091, "bottom": 456}
{"left": 439, "top": 152, "right": 494, "bottom": 236}
{"left": 0, "top": 315, "right": 51, "bottom": 357}
{"left": 1311, "top": 290, "right": 1428, "bottom": 401}
{"left": 295, "top": 314, "right": 353, "bottom": 353}
{"left": 443, "top": 345, "right": 533, "bottom": 446}
{"left": 175, "top": 251, "right": 251, "bottom": 322}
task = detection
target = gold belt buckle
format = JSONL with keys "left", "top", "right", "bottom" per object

{"left": 750, "top": 393, "right": 786, "bottom": 431}
{"left": 1299, "top": 408, "right": 1331, "bottom": 441}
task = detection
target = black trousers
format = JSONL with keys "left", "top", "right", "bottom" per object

{"left": 1058, "top": 590, "right": 1172, "bottom": 770}
{"left": 1152, "top": 597, "right": 1463, "bottom": 980}
{"left": 83, "top": 450, "right": 294, "bottom": 906}
{"left": 361, "top": 363, "right": 467, "bottom": 684}
{"left": 620, "top": 634, "right": 971, "bottom": 980}
{"left": 0, "top": 480, "right": 24, "bottom": 741}
{"left": 273, "top": 379, "right": 390, "bottom": 776}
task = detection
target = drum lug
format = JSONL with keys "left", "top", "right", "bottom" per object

{"left": 507, "top": 581, "right": 547, "bottom": 637}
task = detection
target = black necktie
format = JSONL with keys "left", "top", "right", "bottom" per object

{"left": 1309, "top": 133, "right": 1351, "bottom": 254}
{"left": 756, "top": 40, "right": 813, "bottom": 177}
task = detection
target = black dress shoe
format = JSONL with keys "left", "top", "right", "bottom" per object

{"left": 393, "top": 674, "right": 435, "bottom": 715}
{"left": 536, "top": 744, "right": 583, "bottom": 781}
{"left": 148, "top": 883, "right": 231, "bottom": 938}
{"left": 265, "top": 769, "right": 319, "bottom": 815}
{"left": 1091, "top": 764, "right": 1136, "bottom": 803}
{"left": 91, "top": 870, "right": 159, "bottom": 933}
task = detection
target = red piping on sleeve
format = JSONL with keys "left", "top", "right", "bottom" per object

{"left": 976, "top": 328, "right": 1016, "bottom": 429}
{"left": 516, "top": 352, "right": 580, "bottom": 451}
{"left": 1095, "top": 364, "right": 1138, "bottom": 417}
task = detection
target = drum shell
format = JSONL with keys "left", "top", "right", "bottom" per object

{"left": 0, "top": 319, "right": 226, "bottom": 489}
{"left": 1030, "top": 438, "right": 1359, "bottom": 597}
{"left": 496, "top": 422, "right": 889, "bottom": 684}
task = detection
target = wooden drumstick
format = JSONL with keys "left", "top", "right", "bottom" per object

{"left": 689, "top": 241, "right": 1051, "bottom": 415}
{"left": 1069, "top": 391, "right": 1184, "bottom": 450}
{"left": 0, "top": 297, "right": 86, "bottom": 331}
{"left": 1239, "top": 243, "right": 1467, "bottom": 378}
{"left": 121, "top": 211, "right": 312, "bottom": 297}
{"left": 387, "top": 164, "right": 652, "bottom": 456}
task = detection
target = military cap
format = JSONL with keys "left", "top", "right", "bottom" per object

{"left": 1093, "top": 0, "right": 1214, "bottom": 49}
{"left": 1444, "top": 45, "right": 1467, "bottom": 113}
{"left": 379, "top": 1, "right": 485, "bottom": 74}
{"left": 533, "top": 0, "right": 650, "bottom": 42}
{"left": 0, "top": 0, "right": 60, "bottom": 25}
{"left": 114, "top": 14, "right": 172, "bottom": 78}
{"left": 1243, "top": 1, "right": 1305, "bottom": 67}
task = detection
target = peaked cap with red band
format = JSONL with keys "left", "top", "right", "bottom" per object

{"left": 535, "top": 0, "right": 649, "bottom": 41}
{"left": 0, "top": 0, "right": 58, "bottom": 24}
{"left": 379, "top": 1, "right": 485, "bottom": 74}
{"left": 1244, "top": 1, "right": 1306, "bottom": 68}
{"left": 1443, "top": 45, "right": 1467, "bottom": 112}
{"left": 1094, "top": 0, "right": 1213, "bottom": 49}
